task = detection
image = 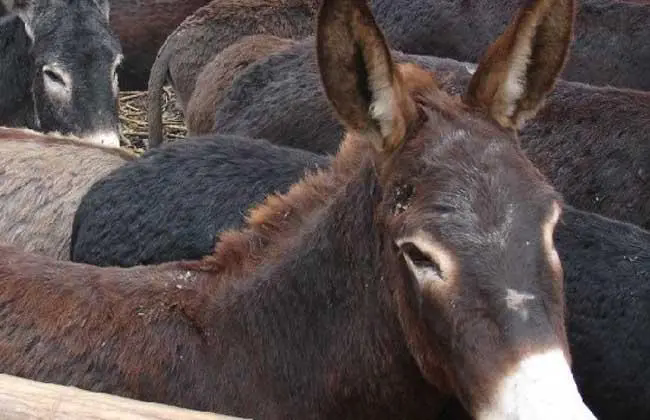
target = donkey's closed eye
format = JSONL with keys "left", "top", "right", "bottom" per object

{"left": 400, "top": 241, "right": 443, "bottom": 283}
{"left": 44, "top": 69, "right": 66, "bottom": 86}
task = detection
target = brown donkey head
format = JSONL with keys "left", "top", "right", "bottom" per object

{"left": 318, "top": 0, "right": 594, "bottom": 418}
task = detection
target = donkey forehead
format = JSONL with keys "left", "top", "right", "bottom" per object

{"left": 33, "top": 31, "right": 121, "bottom": 68}
{"left": 401, "top": 122, "right": 558, "bottom": 236}
{"left": 32, "top": 5, "right": 119, "bottom": 53}
{"left": 416, "top": 118, "right": 545, "bottom": 188}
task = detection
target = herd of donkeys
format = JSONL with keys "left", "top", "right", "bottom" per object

{"left": 0, "top": 0, "right": 649, "bottom": 419}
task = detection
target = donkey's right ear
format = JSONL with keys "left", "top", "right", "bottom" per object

{"left": 317, "top": 0, "right": 418, "bottom": 154}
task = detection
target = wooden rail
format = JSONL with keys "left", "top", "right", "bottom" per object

{"left": 0, "top": 374, "right": 250, "bottom": 420}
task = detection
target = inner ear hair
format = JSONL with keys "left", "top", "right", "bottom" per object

{"left": 464, "top": 0, "right": 575, "bottom": 130}
{"left": 316, "top": 0, "right": 418, "bottom": 153}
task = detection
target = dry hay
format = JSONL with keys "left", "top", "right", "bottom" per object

{"left": 118, "top": 86, "right": 187, "bottom": 153}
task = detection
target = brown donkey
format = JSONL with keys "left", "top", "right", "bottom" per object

{"left": 146, "top": 0, "right": 318, "bottom": 147}
{"left": 0, "top": 0, "right": 595, "bottom": 418}
{"left": 185, "top": 35, "right": 298, "bottom": 135}
{"left": 108, "top": 0, "right": 211, "bottom": 89}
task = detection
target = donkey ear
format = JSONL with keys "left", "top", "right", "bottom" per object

{"left": 92, "top": 0, "right": 110, "bottom": 21}
{"left": 464, "top": 0, "right": 575, "bottom": 130}
{"left": 2, "top": 0, "right": 35, "bottom": 40}
{"left": 317, "top": 0, "right": 417, "bottom": 153}
{"left": 0, "top": 0, "right": 14, "bottom": 11}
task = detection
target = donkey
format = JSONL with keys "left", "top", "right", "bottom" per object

{"left": 369, "top": 0, "right": 650, "bottom": 90}
{"left": 0, "top": 127, "right": 135, "bottom": 260}
{"left": 203, "top": 37, "right": 650, "bottom": 229}
{"left": 146, "top": 0, "right": 319, "bottom": 147}
{"left": 70, "top": 135, "right": 329, "bottom": 266}
{"left": 552, "top": 206, "right": 650, "bottom": 420}
{"left": 0, "top": 0, "right": 595, "bottom": 418}
{"left": 438, "top": 205, "right": 650, "bottom": 420}
{"left": 109, "top": 0, "right": 210, "bottom": 89}
{"left": 0, "top": 13, "right": 31, "bottom": 127}
{"left": 147, "top": 0, "right": 650, "bottom": 147}
{"left": 71, "top": 118, "right": 650, "bottom": 420}
{"left": 0, "top": 0, "right": 123, "bottom": 146}
{"left": 185, "top": 35, "right": 298, "bottom": 135}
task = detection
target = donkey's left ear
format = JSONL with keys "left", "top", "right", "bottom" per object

{"left": 2, "top": 0, "right": 35, "bottom": 40}
{"left": 464, "top": 0, "right": 575, "bottom": 130}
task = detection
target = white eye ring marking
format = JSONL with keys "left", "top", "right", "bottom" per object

{"left": 111, "top": 54, "right": 123, "bottom": 96}
{"left": 42, "top": 63, "right": 72, "bottom": 101}
{"left": 396, "top": 230, "right": 456, "bottom": 290}
{"left": 542, "top": 202, "right": 563, "bottom": 279}
{"left": 401, "top": 245, "right": 443, "bottom": 286}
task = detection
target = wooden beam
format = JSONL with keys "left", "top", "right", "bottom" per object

{"left": 0, "top": 374, "right": 250, "bottom": 420}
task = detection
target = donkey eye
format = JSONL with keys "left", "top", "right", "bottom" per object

{"left": 400, "top": 242, "right": 442, "bottom": 279}
{"left": 44, "top": 69, "right": 65, "bottom": 85}
{"left": 113, "top": 55, "right": 124, "bottom": 77}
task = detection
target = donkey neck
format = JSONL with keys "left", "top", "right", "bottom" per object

{"left": 198, "top": 134, "right": 368, "bottom": 279}
{"left": 194, "top": 163, "right": 446, "bottom": 419}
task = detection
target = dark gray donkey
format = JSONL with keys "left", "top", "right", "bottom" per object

{"left": 0, "top": 0, "right": 123, "bottom": 147}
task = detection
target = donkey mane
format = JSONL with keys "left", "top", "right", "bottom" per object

{"left": 192, "top": 132, "right": 367, "bottom": 277}
{"left": 191, "top": 63, "right": 439, "bottom": 279}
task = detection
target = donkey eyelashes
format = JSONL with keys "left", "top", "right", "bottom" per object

{"left": 42, "top": 64, "right": 72, "bottom": 99}
{"left": 43, "top": 68, "right": 66, "bottom": 87}
{"left": 397, "top": 239, "right": 445, "bottom": 289}
{"left": 396, "top": 230, "right": 460, "bottom": 291}
{"left": 401, "top": 242, "right": 443, "bottom": 278}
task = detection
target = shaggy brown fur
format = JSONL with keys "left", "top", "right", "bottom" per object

{"left": 0, "top": 1, "right": 584, "bottom": 418}
{"left": 147, "top": 0, "right": 319, "bottom": 147}
{"left": 186, "top": 35, "right": 297, "bottom": 135}
{"left": 149, "top": 0, "right": 650, "bottom": 147}
{"left": 198, "top": 64, "right": 440, "bottom": 277}
{"left": 0, "top": 128, "right": 135, "bottom": 259}
{"left": 208, "top": 39, "right": 650, "bottom": 227}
